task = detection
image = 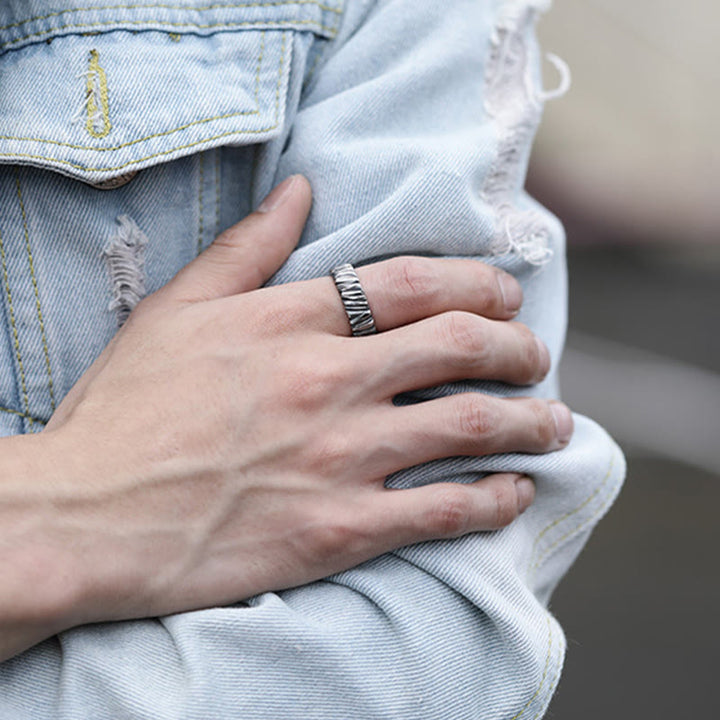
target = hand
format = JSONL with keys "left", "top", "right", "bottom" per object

{"left": 6, "top": 175, "right": 572, "bottom": 649}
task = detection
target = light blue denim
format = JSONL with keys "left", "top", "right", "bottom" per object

{"left": 0, "top": 1, "right": 625, "bottom": 718}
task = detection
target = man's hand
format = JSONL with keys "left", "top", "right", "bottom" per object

{"left": 1, "top": 175, "right": 572, "bottom": 660}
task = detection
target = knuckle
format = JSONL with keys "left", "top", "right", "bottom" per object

{"left": 516, "top": 324, "right": 542, "bottom": 383}
{"left": 283, "top": 346, "right": 352, "bottom": 409}
{"left": 427, "top": 486, "right": 472, "bottom": 538}
{"left": 456, "top": 395, "right": 497, "bottom": 438}
{"left": 492, "top": 481, "right": 520, "bottom": 528}
{"left": 305, "top": 516, "right": 367, "bottom": 565}
{"left": 304, "top": 431, "right": 354, "bottom": 476}
{"left": 475, "top": 273, "right": 503, "bottom": 313}
{"left": 441, "top": 312, "right": 485, "bottom": 357}
{"left": 529, "top": 399, "right": 557, "bottom": 447}
{"left": 390, "top": 256, "right": 442, "bottom": 306}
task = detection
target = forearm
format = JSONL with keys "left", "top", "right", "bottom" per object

{"left": 0, "top": 432, "right": 88, "bottom": 661}
{"left": 0, "top": 1, "right": 625, "bottom": 717}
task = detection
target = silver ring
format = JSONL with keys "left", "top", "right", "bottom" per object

{"left": 330, "top": 263, "right": 378, "bottom": 337}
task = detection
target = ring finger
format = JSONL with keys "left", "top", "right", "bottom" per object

{"left": 267, "top": 256, "right": 524, "bottom": 336}
{"left": 352, "top": 395, "right": 573, "bottom": 479}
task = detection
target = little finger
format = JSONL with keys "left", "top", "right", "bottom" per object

{"left": 362, "top": 474, "right": 536, "bottom": 546}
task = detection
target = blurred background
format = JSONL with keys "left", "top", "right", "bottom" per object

{"left": 528, "top": 1, "right": 719, "bottom": 717}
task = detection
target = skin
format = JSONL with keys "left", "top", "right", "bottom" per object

{"left": 0, "top": 175, "right": 573, "bottom": 662}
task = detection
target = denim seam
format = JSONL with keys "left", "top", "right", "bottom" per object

{"left": 533, "top": 636, "right": 563, "bottom": 720}
{"left": 300, "top": 0, "right": 346, "bottom": 95}
{"left": 0, "top": 30, "right": 287, "bottom": 173}
{"left": 0, "top": 404, "right": 45, "bottom": 424}
{"left": 214, "top": 148, "right": 221, "bottom": 237}
{"left": 302, "top": 48, "right": 323, "bottom": 88}
{"left": 197, "top": 151, "right": 205, "bottom": 256}
{"left": 0, "top": 227, "right": 34, "bottom": 429}
{"left": 0, "top": 107, "right": 259, "bottom": 152}
{"left": 529, "top": 449, "right": 618, "bottom": 575}
{"left": 254, "top": 29, "right": 267, "bottom": 106}
{"left": 0, "top": 1, "right": 342, "bottom": 34}
{"left": 15, "top": 171, "right": 57, "bottom": 412}
{"left": 533, "top": 455, "right": 621, "bottom": 571}
{"left": 0, "top": 17, "right": 337, "bottom": 52}
{"left": 510, "top": 614, "right": 554, "bottom": 720}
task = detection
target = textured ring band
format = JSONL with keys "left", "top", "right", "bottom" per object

{"left": 330, "top": 263, "right": 378, "bottom": 337}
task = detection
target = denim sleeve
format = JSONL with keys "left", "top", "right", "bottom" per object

{"left": 0, "top": 1, "right": 624, "bottom": 718}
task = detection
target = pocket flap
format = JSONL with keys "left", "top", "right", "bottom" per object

{"left": 0, "top": 3, "right": 342, "bottom": 183}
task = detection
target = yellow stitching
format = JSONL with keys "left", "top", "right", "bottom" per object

{"left": 529, "top": 451, "right": 616, "bottom": 572}
{"left": 168, "top": 32, "right": 181, "bottom": 41}
{"left": 0, "top": 227, "right": 34, "bottom": 430}
{"left": 0, "top": 25, "right": 265, "bottom": 152}
{"left": 0, "top": 29, "right": 287, "bottom": 173}
{"left": 0, "top": 405, "right": 25, "bottom": 419}
{"left": 0, "top": 1, "right": 342, "bottom": 33}
{"left": 197, "top": 152, "right": 205, "bottom": 255}
{"left": 533, "top": 458, "right": 621, "bottom": 571}
{"left": 15, "top": 172, "right": 57, "bottom": 411}
{"left": 0, "top": 405, "right": 45, "bottom": 424}
{"left": 274, "top": 32, "right": 286, "bottom": 125}
{"left": 255, "top": 29, "right": 267, "bottom": 105}
{"left": 510, "top": 615, "right": 554, "bottom": 720}
{"left": 3, "top": 127, "right": 272, "bottom": 172}
{"left": 531, "top": 635, "right": 563, "bottom": 720}
{"left": 0, "top": 18, "right": 337, "bottom": 51}
{"left": 0, "top": 26, "right": 301, "bottom": 157}
{"left": 0, "top": 109, "right": 259, "bottom": 152}
{"left": 85, "top": 49, "right": 112, "bottom": 138}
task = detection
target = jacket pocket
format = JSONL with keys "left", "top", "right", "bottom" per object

{"left": 0, "top": 2, "right": 343, "bottom": 184}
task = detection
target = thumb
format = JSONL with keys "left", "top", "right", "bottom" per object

{"left": 161, "top": 174, "right": 312, "bottom": 304}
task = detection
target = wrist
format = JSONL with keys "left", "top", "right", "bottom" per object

{"left": 0, "top": 430, "right": 95, "bottom": 658}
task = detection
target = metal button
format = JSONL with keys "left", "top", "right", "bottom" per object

{"left": 87, "top": 171, "right": 139, "bottom": 190}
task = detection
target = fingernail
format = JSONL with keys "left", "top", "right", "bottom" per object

{"left": 550, "top": 401, "right": 574, "bottom": 445}
{"left": 534, "top": 337, "right": 551, "bottom": 379}
{"left": 515, "top": 477, "right": 535, "bottom": 513}
{"left": 257, "top": 175, "right": 298, "bottom": 213}
{"left": 496, "top": 272, "right": 523, "bottom": 314}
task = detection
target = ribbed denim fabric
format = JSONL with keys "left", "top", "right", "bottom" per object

{"left": 0, "top": 1, "right": 625, "bottom": 718}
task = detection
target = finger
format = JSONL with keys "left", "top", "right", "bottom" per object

{"left": 259, "top": 255, "right": 523, "bottom": 336}
{"left": 160, "top": 175, "right": 312, "bottom": 304}
{"left": 364, "top": 474, "right": 536, "bottom": 544}
{"left": 356, "top": 312, "right": 550, "bottom": 396}
{"left": 357, "top": 256, "right": 523, "bottom": 327}
{"left": 353, "top": 396, "right": 572, "bottom": 479}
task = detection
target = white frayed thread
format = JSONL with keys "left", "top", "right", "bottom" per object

{"left": 481, "top": 3, "right": 570, "bottom": 267}
{"left": 533, "top": 53, "right": 571, "bottom": 104}
{"left": 502, "top": 211, "right": 554, "bottom": 266}
{"left": 70, "top": 70, "right": 97, "bottom": 125}
{"left": 104, "top": 215, "right": 148, "bottom": 327}
{"left": 71, "top": 50, "right": 111, "bottom": 138}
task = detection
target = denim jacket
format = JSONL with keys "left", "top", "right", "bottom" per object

{"left": 0, "top": 1, "right": 624, "bottom": 718}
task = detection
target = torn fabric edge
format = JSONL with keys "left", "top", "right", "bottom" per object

{"left": 104, "top": 215, "right": 148, "bottom": 327}
{"left": 482, "top": 0, "right": 570, "bottom": 267}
